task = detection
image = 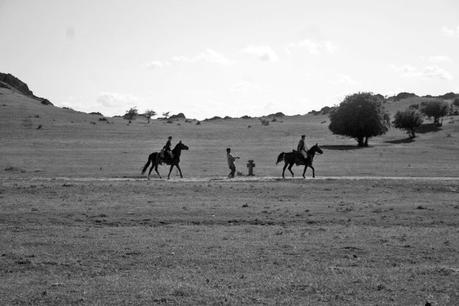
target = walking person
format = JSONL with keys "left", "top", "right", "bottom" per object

{"left": 226, "top": 148, "right": 240, "bottom": 178}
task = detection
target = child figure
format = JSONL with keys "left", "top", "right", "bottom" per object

{"left": 226, "top": 148, "right": 240, "bottom": 178}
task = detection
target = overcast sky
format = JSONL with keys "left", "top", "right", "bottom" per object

{"left": 1, "top": 0, "right": 458, "bottom": 119}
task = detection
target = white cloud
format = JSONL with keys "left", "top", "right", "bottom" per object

{"left": 419, "top": 55, "right": 452, "bottom": 63}
{"left": 285, "top": 39, "right": 336, "bottom": 55}
{"left": 146, "top": 49, "right": 234, "bottom": 69}
{"left": 146, "top": 60, "right": 167, "bottom": 69}
{"left": 171, "top": 49, "right": 234, "bottom": 65}
{"left": 229, "top": 81, "right": 261, "bottom": 93}
{"left": 332, "top": 74, "right": 360, "bottom": 86}
{"left": 442, "top": 25, "right": 459, "bottom": 37}
{"left": 96, "top": 92, "right": 139, "bottom": 108}
{"left": 242, "top": 45, "right": 279, "bottom": 62}
{"left": 392, "top": 64, "right": 453, "bottom": 80}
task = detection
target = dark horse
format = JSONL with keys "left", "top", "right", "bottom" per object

{"left": 276, "top": 143, "right": 323, "bottom": 178}
{"left": 141, "top": 141, "right": 189, "bottom": 180}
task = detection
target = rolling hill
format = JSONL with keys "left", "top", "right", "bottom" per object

{"left": 1, "top": 73, "right": 458, "bottom": 178}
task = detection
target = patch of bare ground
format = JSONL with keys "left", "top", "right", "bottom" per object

{"left": 1, "top": 179, "right": 458, "bottom": 304}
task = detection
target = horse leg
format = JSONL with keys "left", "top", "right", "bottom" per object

{"left": 167, "top": 165, "right": 174, "bottom": 179}
{"left": 176, "top": 164, "right": 183, "bottom": 178}
{"left": 154, "top": 162, "right": 161, "bottom": 179}
{"left": 288, "top": 163, "right": 294, "bottom": 177}
{"left": 303, "top": 165, "right": 307, "bottom": 178}
{"left": 310, "top": 165, "right": 315, "bottom": 178}
{"left": 282, "top": 162, "right": 288, "bottom": 178}
{"left": 147, "top": 158, "right": 154, "bottom": 180}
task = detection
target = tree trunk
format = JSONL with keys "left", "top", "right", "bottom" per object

{"left": 364, "top": 137, "right": 369, "bottom": 147}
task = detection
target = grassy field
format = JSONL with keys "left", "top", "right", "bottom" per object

{"left": 1, "top": 179, "right": 458, "bottom": 304}
{"left": 1, "top": 88, "right": 459, "bottom": 179}
{"left": 1, "top": 86, "right": 459, "bottom": 304}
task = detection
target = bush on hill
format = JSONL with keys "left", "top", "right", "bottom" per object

{"left": 437, "top": 92, "right": 458, "bottom": 100}
{"left": 420, "top": 100, "right": 449, "bottom": 126}
{"left": 389, "top": 92, "right": 418, "bottom": 101}
{"left": 393, "top": 109, "right": 423, "bottom": 138}
{"left": 329, "top": 92, "right": 390, "bottom": 147}
{"left": 169, "top": 113, "right": 186, "bottom": 120}
{"left": 123, "top": 107, "right": 138, "bottom": 121}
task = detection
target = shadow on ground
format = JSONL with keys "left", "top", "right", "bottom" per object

{"left": 321, "top": 144, "right": 366, "bottom": 151}
{"left": 385, "top": 138, "right": 414, "bottom": 144}
{"left": 416, "top": 123, "right": 442, "bottom": 134}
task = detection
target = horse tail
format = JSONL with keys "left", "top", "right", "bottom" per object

{"left": 141, "top": 154, "right": 153, "bottom": 175}
{"left": 276, "top": 152, "right": 285, "bottom": 165}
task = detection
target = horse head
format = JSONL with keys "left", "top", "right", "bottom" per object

{"left": 174, "top": 140, "right": 189, "bottom": 151}
{"left": 308, "top": 143, "right": 323, "bottom": 156}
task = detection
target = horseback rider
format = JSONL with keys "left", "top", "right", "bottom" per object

{"left": 297, "top": 134, "right": 308, "bottom": 159}
{"left": 160, "top": 136, "right": 173, "bottom": 162}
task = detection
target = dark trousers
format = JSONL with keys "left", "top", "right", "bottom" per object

{"left": 228, "top": 165, "right": 236, "bottom": 178}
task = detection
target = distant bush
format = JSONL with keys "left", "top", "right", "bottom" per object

{"left": 389, "top": 92, "right": 418, "bottom": 101}
{"left": 169, "top": 113, "right": 186, "bottom": 120}
{"left": 90, "top": 112, "right": 103, "bottom": 116}
{"left": 241, "top": 115, "right": 252, "bottom": 119}
{"left": 123, "top": 107, "right": 138, "bottom": 121}
{"left": 420, "top": 100, "right": 449, "bottom": 126}
{"left": 437, "top": 92, "right": 458, "bottom": 100}
{"left": 144, "top": 109, "right": 156, "bottom": 123}
{"left": 408, "top": 104, "right": 419, "bottom": 110}
{"left": 453, "top": 98, "right": 459, "bottom": 107}
{"left": 393, "top": 109, "right": 423, "bottom": 138}
{"left": 204, "top": 116, "right": 222, "bottom": 121}
{"left": 259, "top": 118, "right": 270, "bottom": 126}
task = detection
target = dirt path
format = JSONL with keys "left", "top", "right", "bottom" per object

{"left": 4, "top": 175, "right": 459, "bottom": 183}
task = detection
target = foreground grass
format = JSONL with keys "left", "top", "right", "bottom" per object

{"left": 1, "top": 179, "right": 458, "bottom": 305}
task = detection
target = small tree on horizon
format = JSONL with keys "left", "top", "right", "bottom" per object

{"left": 123, "top": 107, "right": 138, "bottom": 121}
{"left": 393, "top": 109, "right": 423, "bottom": 138}
{"left": 144, "top": 109, "right": 156, "bottom": 123}
{"left": 162, "top": 112, "right": 170, "bottom": 119}
{"left": 420, "top": 100, "right": 449, "bottom": 126}
{"left": 329, "top": 92, "right": 390, "bottom": 147}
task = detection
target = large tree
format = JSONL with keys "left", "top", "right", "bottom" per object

{"left": 393, "top": 109, "right": 423, "bottom": 138}
{"left": 420, "top": 100, "right": 449, "bottom": 126}
{"left": 329, "top": 92, "right": 390, "bottom": 147}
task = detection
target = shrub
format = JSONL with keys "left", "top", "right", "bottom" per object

{"left": 420, "top": 100, "right": 449, "bottom": 126}
{"left": 144, "top": 109, "right": 156, "bottom": 123}
{"left": 393, "top": 109, "right": 423, "bottom": 138}
{"left": 123, "top": 107, "right": 138, "bottom": 121}
{"left": 329, "top": 92, "right": 390, "bottom": 147}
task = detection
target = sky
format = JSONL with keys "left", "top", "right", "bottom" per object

{"left": 1, "top": 0, "right": 458, "bottom": 119}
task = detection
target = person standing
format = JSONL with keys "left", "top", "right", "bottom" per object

{"left": 297, "top": 134, "right": 308, "bottom": 159}
{"left": 226, "top": 148, "right": 240, "bottom": 178}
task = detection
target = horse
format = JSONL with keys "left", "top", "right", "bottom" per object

{"left": 276, "top": 143, "right": 323, "bottom": 178}
{"left": 141, "top": 141, "right": 189, "bottom": 180}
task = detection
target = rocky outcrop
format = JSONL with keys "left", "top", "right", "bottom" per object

{"left": 0, "top": 72, "right": 54, "bottom": 106}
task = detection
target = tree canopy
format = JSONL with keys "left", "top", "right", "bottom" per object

{"left": 393, "top": 109, "right": 423, "bottom": 138}
{"left": 329, "top": 92, "right": 390, "bottom": 146}
{"left": 420, "top": 100, "right": 449, "bottom": 126}
{"left": 123, "top": 107, "right": 138, "bottom": 121}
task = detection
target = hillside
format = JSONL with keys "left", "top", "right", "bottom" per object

{"left": 1, "top": 74, "right": 458, "bottom": 179}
